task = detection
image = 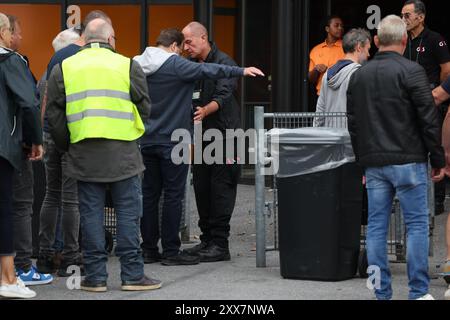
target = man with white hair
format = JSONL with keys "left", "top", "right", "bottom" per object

{"left": 32, "top": 26, "right": 80, "bottom": 274}
{"left": 52, "top": 28, "right": 80, "bottom": 52}
{"left": 37, "top": 27, "right": 80, "bottom": 124}
{"left": 347, "top": 15, "right": 445, "bottom": 300}
{"left": 46, "top": 18, "right": 158, "bottom": 293}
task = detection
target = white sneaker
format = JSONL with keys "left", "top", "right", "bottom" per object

{"left": 416, "top": 293, "right": 435, "bottom": 300}
{"left": 0, "top": 278, "right": 36, "bottom": 299}
{"left": 445, "top": 285, "right": 450, "bottom": 300}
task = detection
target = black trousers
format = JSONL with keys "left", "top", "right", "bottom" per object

{"left": 193, "top": 162, "right": 240, "bottom": 249}
{"left": 12, "top": 157, "right": 34, "bottom": 270}
{"left": 0, "top": 157, "right": 15, "bottom": 256}
{"left": 140, "top": 146, "right": 189, "bottom": 258}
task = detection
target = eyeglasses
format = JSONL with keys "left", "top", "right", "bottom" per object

{"left": 400, "top": 12, "right": 414, "bottom": 19}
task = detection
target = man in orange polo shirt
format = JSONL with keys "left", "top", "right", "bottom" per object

{"left": 309, "top": 15, "right": 345, "bottom": 96}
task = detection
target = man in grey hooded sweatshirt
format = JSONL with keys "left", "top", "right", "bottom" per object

{"left": 314, "top": 28, "right": 371, "bottom": 127}
{"left": 133, "top": 28, "right": 263, "bottom": 266}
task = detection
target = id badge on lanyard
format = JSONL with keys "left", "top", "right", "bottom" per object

{"left": 192, "top": 90, "right": 201, "bottom": 101}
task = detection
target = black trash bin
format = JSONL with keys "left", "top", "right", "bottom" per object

{"left": 268, "top": 128, "right": 363, "bottom": 281}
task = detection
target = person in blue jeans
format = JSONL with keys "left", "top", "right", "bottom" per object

{"left": 46, "top": 19, "right": 159, "bottom": 292}
{"left": 347, "top": 15, "right": 445, "bottom": 300}
{"left": 38, "top": 11, "right": 110, "bottom": 277}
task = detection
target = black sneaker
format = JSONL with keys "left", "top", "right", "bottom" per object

{"left": 80, "top": 279, "right": 107, "bottom": 293}
{"left": 36, "top": 255, "right": 56, "bottom": 274}
{"left": 143, "top": 251, "right": 162, "bottom": 264}
{"left": 183, "top": 242, "right": 209, "bottom": 255}
{"left": 199, "top": 244, "right": 231, "bottom": 262}
{"left": 121, "top": 275, "right": 162, "bottom": 291}
{"left": 161, "top": 251, "right": 201, "bottom": 266}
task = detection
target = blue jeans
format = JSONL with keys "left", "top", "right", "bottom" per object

{"left": 365, "top": 163, "right": 430, "bottom": 300}
{"left": 78, "top": 175, "right": 144, "bottom": 284}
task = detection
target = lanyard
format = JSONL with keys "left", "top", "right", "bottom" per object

{"left": 408, "top": 36, "right": 424, "bottom": 64}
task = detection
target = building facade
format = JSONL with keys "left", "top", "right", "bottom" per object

{"left": 1, "top": 0, "right": 448, "bottom": 128}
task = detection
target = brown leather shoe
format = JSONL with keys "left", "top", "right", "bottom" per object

{"left": 80, "top": 280, "right": 107, "bottom": 293}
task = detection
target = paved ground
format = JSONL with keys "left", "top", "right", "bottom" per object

{"left": 28, "top": 184, "right": 450, "bottom": 300}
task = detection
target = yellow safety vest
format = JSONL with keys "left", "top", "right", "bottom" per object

{"left": 62, "top": 45, "right": 145, "bottom": 143}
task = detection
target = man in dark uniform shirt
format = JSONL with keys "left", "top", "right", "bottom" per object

{"left": 182, "top": 22, "right": 242, "bottom": 262}
{"left": 401, "top": 0, "right": 450, "bottom": 215}
{"left": 401, "top": 0, "right": 450, "bottom": 85}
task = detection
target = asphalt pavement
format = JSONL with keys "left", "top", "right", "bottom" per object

{"left": 27, "top": 184, "right": 450, "bottom": 300}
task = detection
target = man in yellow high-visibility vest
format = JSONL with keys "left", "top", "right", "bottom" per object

{"left": 46, "top": 18, "right": 160, "bottom": 293}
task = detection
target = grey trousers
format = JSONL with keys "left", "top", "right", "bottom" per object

{"left": 39, "top": 133, "right": 80, "bottom": 262}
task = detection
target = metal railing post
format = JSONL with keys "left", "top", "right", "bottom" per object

{"left": 255, "top": 106, "right": 266, "bottom": 267}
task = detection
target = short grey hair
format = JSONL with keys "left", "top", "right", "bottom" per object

{"left": 84, "top": 19, "right": 114, "bottom": 43}
{"left": 0, "top": 13, "right": 10, "bottom": 32}
{"left": 404, "top": 0, "right": 426, "bottom": 16}
{"left": 342, "top": 28, "right": 371, "bottom": 54}
{"left": 52, "top": 28, "right": 80, "bottom": 52}
{"left": 377, "top": 15, "right": 407, "bottom": 46}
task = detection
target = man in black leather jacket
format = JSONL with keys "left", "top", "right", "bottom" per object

{"left": 347, "top": 15, "right": 445, "bottom": 300}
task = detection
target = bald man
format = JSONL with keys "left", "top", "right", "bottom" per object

{"left": 182, "top": 22, "right": 243, "bottom": 262}
{"left": 46, "top": 18, "right": 159, "bottom": 292}
{"left": 37, "top": 10, "right": 111, "bottom": 278}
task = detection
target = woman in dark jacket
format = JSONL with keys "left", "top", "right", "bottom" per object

{"left": 0, "top": 13, "right": 42, "bottom": 299}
